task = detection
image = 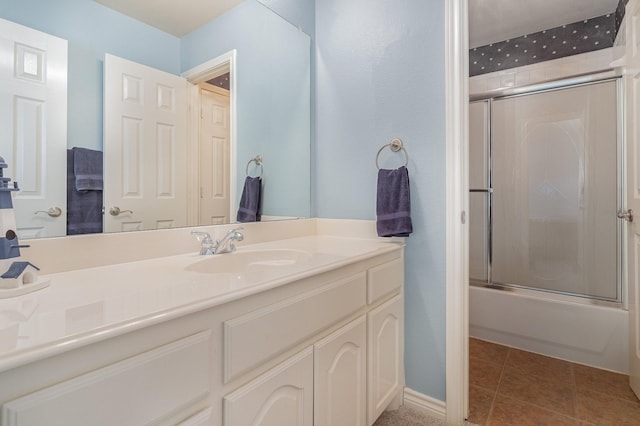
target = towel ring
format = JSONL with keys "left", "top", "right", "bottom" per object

{"left": 376, "top": 138, "right": 409, "bottom": 170}
{"left": 246, "top": 155, "right": 263, "bottom": 178}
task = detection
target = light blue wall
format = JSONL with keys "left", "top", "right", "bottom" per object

{"left": 257, "top": 0, "right": 317, "bottom": 216}
{"left": 0, "top": 0, "right": 180, "bottom": 151}
{"left": 181, "top": 0, "right": 311, "bottom": 219}
{"left": 258, "top": 0, "right": 315, "bottom": 35}
{"left": 315, "top": 0, "right": 447, "bottom": 400}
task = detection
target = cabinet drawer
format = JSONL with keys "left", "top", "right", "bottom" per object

{"left": 367, "top": 258, "right": 403, "bottom": 304}
{"left": 224, "top": 272, "right": 366, "bottom": 383}
{"left": 2, "top": 331, "right": 211, "bottom": 426}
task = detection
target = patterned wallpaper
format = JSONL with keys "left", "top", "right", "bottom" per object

{"left": 207, "top": 72, "right": 230, "bottom": 90}
{"left": 616, "top": 0, "right": 630, "bottom": 31}
{"left": 469, "top": 0, "right": 628, "bottom": 77}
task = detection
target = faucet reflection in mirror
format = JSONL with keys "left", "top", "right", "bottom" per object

{"left": 0, "top": 156, "right": 49, "bottom": 298}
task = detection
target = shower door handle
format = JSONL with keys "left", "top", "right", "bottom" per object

{"left": 617, "top": 209, "right": 633, "bottom": 222}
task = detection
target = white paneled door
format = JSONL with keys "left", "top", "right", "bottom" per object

{"left": 623, "top": 0, "right": 640, "bottom": 399}
{"left": 0, "top": 18, "right": 67, "bottom": 238}
{"left": 198, "top": 84, "right": 230, "bottom": 225}
{"left": 103, "top": 54, "right": 187, "bottom": 233}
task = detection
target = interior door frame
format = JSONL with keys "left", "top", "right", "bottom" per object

{"left": 182, "top": 50, "right": 237, "bottom": 226}
{"left": 445, "top": 0, "right": 469, "bottom": 423}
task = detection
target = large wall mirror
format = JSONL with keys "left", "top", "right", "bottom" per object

{"left": 0, "top": 0, "right": 311, "bottom": 239}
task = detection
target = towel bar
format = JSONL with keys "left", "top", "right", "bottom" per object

{"left": 376, "top": 138, "right": 408, "bottom": 170}
{"left": 246, "top": 155, "right": 263, "bottom": 178}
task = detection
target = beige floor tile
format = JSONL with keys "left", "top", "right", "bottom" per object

{"left": 470, "top": 356, "right": 504, "bottom": 392}
{"left": 470, "top": 338, "right": 509, "bottom": 366}
{"left": 497, "top": 366, "right": 576, "bottom": 417}
{"left": 505, "top": 348, "right": 573, "bottom": 384}
{"left": 574, "top": 363, "right": 640, "bottom": 403}
{"left": 489, "top": 394, "right": 579, "bottom": 426}
{"left": 576, "top": 388, "right": 640, "bottom": 425}
{"left": 468, "top": 385, "right": 495, "bottom": 425}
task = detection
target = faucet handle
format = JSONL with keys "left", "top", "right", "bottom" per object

{"left": 192, "top": 230, "right": 215, "bottom": 255}
{"left": 191, "top": 230, "right": 213, "bottom": 244}
{"left": 231, "top": 227, "right": 244, "bottom": 237}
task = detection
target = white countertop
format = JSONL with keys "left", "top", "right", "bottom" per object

{"left": 0, "top": 235, "right": 402, "bottom": 373}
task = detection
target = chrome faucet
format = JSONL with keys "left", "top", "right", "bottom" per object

{"left": 191, "top": 230, "right": 216, "bottom": 255}
{"left": 213, "top": 227, "right": 244, "bottom": 254}
{"left": 191, "top": 227, "right": 244, "bottom": 255}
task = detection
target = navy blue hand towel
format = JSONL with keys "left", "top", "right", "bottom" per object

{"left": 72, "top": 147, "right": 103, "bottom": 191}
{"left": 67, "top": 149, "right": 103, "bottom": 235}
{"left": 237, "top": 176, "right": 262, "bottom": 223}
{"left": 376, "top": 166, "right": 412, "bottom": 237}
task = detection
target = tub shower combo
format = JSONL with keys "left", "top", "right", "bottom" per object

{"left": 469, "top": 73, "right": 629, "bottom": 373}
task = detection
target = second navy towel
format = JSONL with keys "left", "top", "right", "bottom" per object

{"left": 376, "top": 166, "right": 413, "bottom": 237}
{"left": 237, "top": 176, "right": 262, "bottom": 223}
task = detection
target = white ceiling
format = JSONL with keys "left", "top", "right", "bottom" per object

{"left": 469, "top": 0, "right": 620, "bottom": 48}
{"left": 94, "top": 0, "right": 245, "bottom": 37}
{"left": 96, "top": 0, "right": 621, "bottom": 44}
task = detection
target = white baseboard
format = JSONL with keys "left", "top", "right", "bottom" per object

{"left": 403, "top": 387, "right": 446, "bottom": 420}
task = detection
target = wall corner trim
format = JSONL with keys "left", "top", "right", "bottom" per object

{"left": 445, "top": 0, "right": 470, "bottom": 424}
{"left": 403, "top": 388, "right": 446, "bottom": 420}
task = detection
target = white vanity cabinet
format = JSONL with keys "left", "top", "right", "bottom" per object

{"left": 0, "top": 244, "right": 404, "bottom": 426}
{"left": 222, "top": 256, "right": 404, "bottom": 426}
{"left": 366, "top": 258, "right": 404, "bottom": 425}
{"left": 367, "top": 294, "right": 403, "bottom": 425}
{"left": 223, "top": 347, "right": 314, "bottom": 426}
{"left": 314, "top": 316, "right": 367, "bottom": 426}
{"left": 1, "top": 331, "right": 213, "bottom": 426}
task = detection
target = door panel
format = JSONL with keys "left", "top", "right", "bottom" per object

{"left": 0, "top": 18, "right": 67, "bottom": 238}
{"left": 103, "top": 54, "right": 187, "bottom": 233}
{"left": 492, "top": 81, "right": 619, "bottom": 300}
{"left": 314, "top": 316, "right": 366, "bottom": 426}
{"left": 223, "top": 347, "right": 313, "bottom": 426}
{"left": 199, "top": 85, "right": 230, "bottom": 225}
{"left": 469, "top": 101, "right": 490, "bottom": 282}
{"left": 625, "top": 0, "right": 640, "bottom": 399}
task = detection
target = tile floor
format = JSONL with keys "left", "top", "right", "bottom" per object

{"left": 469, "top": 338, "right": 640, "bottom": 425}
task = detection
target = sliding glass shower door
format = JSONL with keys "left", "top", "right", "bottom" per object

{"left": 470, "top": 80, "right": 621, "bottom": 302}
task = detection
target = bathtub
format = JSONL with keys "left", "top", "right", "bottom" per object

{"left": 469, "top": 285, "right": 629, "bottom": 373}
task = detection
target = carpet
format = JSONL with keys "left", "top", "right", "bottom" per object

{"left": 373, "top": 406, "right": 480, "bottom": 426}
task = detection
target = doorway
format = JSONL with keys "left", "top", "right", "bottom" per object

{"left": 183, "top": 50, "right": 237, "bottom": 227}
{"left": 197, "top": 82, "right": 231, "bottom": 225}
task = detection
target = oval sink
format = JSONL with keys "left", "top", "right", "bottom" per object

{"left": 186, "top": 249, "right": 312, "bottom": 275}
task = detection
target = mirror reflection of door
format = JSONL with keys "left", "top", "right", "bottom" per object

{"left": 103, "top": 54, "right": 188, "bottom": 233}
{"left": 198, "top": 83, "right": 230, "bottom": 225}
{"left": 0, "top": 18, "right": 67, "bottom": 239}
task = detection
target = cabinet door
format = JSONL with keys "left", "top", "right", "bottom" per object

{"left": 314, "top": 316, "right": 366, "bottom": 426}
{"left": 367, "top": 294, "right": 403, "bottom": 425}
{"left": 223, "top": 347, "right": 313, "bottom": 426}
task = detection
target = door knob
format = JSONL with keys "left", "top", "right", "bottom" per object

{"left": 34, "top": 207, "right": 62, "bottom": 218}
{"left": 617, "top": 209, "right": 633, "bottom": 222}
{"left": 109, "top": 206, "right": 133, "bottom": 216}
